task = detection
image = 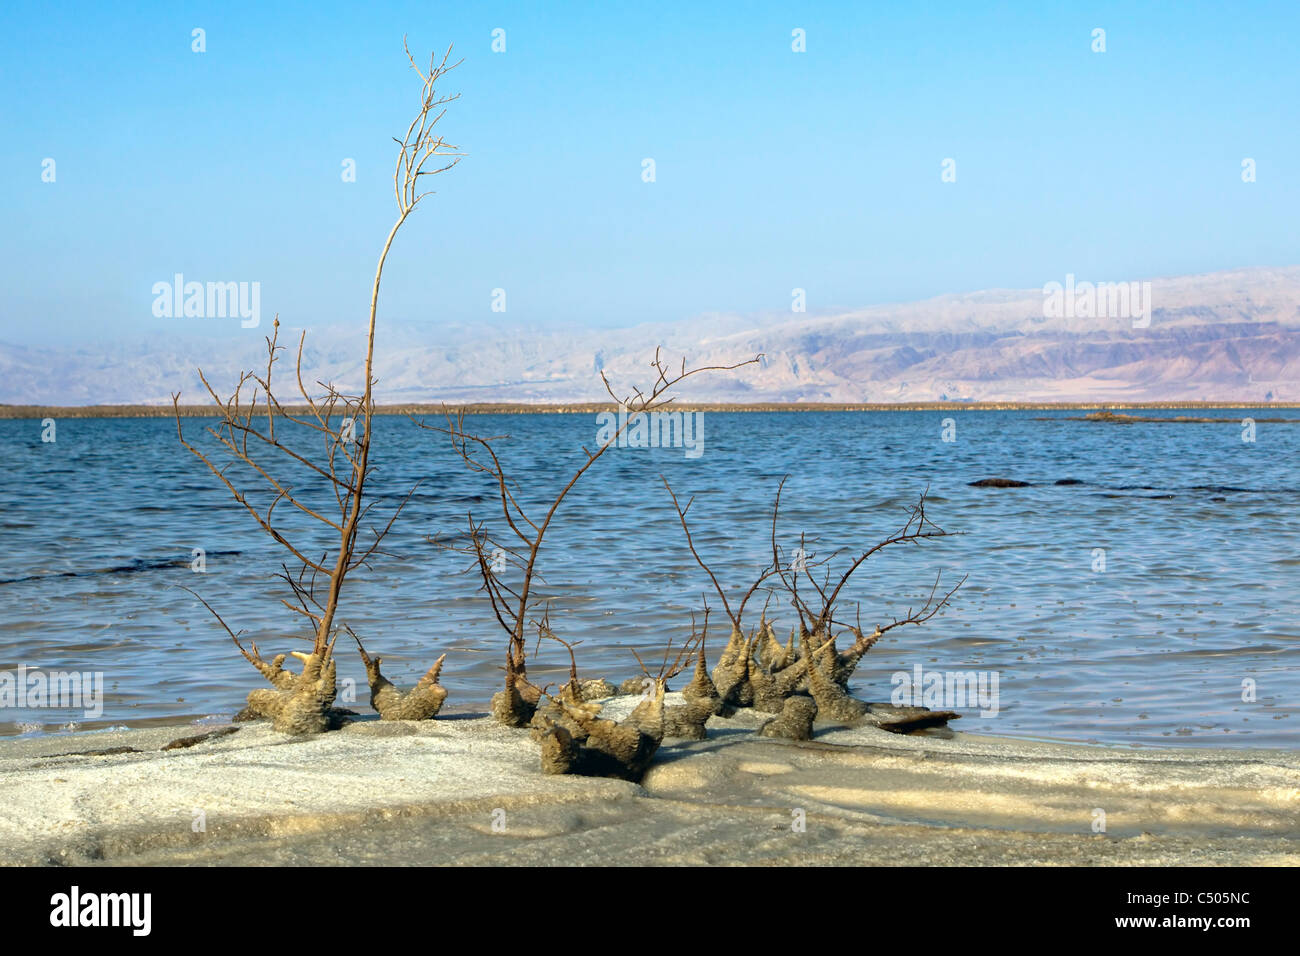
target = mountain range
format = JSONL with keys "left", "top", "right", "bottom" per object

{"left": 3, "top": 266, "right": 1298, "bottom": 406}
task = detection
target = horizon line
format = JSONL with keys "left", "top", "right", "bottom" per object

{"left": 4, "top": 400, "right": 1300, "bottom": 420}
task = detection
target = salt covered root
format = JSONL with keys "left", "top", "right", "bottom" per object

{"left": 799, "top": 631, "right": 961, "bottom": 732}
{"left": 831, "top": 625, "right": 883, "bottom": 688}
{"left": 663, "top": 644, "right": 724, "bottom": 739}
{"left": 711, "top": 626, "right": 756, "bottom": 711}
{"left": 354, "top": 637, "right": 448, "bottom": 721}
{"left": 238, "top": 649, "right": 343, "bottom": 736}
{"left": 490, "top": 647, "right": 542, "bottom": 727}
{"left": 236, "top": 641, "right": 298, "bottom": 691}
{"left": 749, "top": 621, "right": 810, "bottom": 712}
{"left": 755, "top": 620, "right": 798, "bottom": 672}
{"left": 533, "top": 680, "right": 668, "bottom": 781}
{"left": 803, "top": 632, "right": 870, "bottom": 722}
{"left": 579, "top": 678, "right": 618, "bottom": 701}
{"left": 760, "top": 694, "right": 818, "bottom": 740}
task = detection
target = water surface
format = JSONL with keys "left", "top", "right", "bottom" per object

{"left": 1, "top": 409, "right": 1295, "bottom": 748}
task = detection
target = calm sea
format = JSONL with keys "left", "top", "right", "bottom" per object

{"left": 1, "top": 409, "right": 1296, "bottom": 748}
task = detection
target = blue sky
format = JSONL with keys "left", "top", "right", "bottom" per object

{"left": 2, "top": 0, "right": 1297, "bottom": 347}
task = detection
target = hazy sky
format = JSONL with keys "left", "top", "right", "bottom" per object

{"left": 2, "top": 0, "right": 1297, "bottom": 347}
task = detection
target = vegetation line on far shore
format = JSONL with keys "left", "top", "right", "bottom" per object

{"left": 2, "top": 400, "right": 1299, "bottom": 420}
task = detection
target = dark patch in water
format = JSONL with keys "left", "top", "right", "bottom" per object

{"left": 969, "top": 478, "right": 1031, "bottom": 488}
{"left": 0, "top": 551, "right": 243, "bottom": 586}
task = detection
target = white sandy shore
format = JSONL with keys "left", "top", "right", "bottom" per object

{"left": 2, "top": 696, "right": 1296, "bottom": 866}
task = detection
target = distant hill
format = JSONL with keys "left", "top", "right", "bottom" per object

{"left": 3, "top": 266, "right": 1298, "bottom": 405}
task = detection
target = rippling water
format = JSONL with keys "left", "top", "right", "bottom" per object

{"left": 1, "top": 409, "right": 1296, "bottom": 748}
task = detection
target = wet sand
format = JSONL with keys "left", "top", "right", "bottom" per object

{"left": 2, "top": 696, "right": 1296, "bottom": 866}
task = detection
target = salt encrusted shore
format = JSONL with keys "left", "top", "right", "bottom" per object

{"left": 1, "top": 696, "right": 1296, "bottom": 866}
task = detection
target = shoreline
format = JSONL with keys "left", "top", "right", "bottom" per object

{"left": 3, "top": 703, "right": 1280, "bottom": 753}
{"left": 3, "top": 696, "right": 1296, "bottom": 866}
{"left": 2, "top": 400, "right": 1299, "bottom": 420}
